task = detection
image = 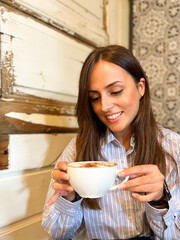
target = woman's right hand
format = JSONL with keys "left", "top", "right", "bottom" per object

{"left": 46, "top": 161, "right": 75, "bottom": 206}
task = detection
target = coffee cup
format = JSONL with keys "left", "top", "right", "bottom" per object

{"left": 67, "top": 161, "right": 129, "bottom": 198}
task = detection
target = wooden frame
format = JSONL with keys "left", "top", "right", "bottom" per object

{"left": 0, "top": 1, "right": 109, "bottom": 170}
{"left": 0, "top": 1, "right": 106, "bottom": 134}
{"left": 0, "top": 135, "right": 9, "bottom": 169}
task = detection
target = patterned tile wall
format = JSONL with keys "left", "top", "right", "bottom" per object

{"left": 130, "top": 0, "right": 180, "bottom": 134}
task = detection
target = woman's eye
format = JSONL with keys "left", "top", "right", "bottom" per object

{"left": 112, "top": 89, "right": 123, "bottom": 95}
{"left": 90, "top": 97, "right": 100, "bottom": 102}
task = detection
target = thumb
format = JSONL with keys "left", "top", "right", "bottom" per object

{"left": 46, "top": 192, "right": 60, "bottom": 207}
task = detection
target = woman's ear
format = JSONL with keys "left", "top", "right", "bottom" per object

{"left": 138, "top": 78, "right": 146, "bottom": 98}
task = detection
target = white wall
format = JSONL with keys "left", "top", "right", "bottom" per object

{"left": 107, "top": 0, "right": 130, "bottom": 48}
{"left": 0, "top": 133, "right": 76, "bottom": 240}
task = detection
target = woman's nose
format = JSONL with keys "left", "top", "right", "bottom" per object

{"left": 101, "top": 96, "right": 113, "bottom": 112}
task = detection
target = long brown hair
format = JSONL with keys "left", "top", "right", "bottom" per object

{"left": 75, "top": 45, "right": 176, "bottom": 209}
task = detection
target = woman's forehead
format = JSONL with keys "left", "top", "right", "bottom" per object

{"left": 89, "top": 60, "right": 134, "bottom": 89}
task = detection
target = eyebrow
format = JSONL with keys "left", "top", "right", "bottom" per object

{"left": 88, "top": 81, "right": 122, "bottom": 93}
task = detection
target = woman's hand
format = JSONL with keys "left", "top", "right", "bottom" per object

{"left": 118, "top": 164, "right": 165, "bottom": 202}
{"left": 46, "top": 161, "right": 75, "bottom": 206}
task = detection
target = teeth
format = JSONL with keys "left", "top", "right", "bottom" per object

{"left": 107, "top": 112, "right": 122, "bottom": 120}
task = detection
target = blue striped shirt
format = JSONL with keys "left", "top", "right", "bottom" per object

{"left": 42, "top": 127, "right": 180, "bottom": 240}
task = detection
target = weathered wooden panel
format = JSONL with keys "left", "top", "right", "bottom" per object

{"left": 1, "top": 0, "right": 108, "bottom": 47}
{"left": 7, "top": 133, "right": 75, "bottom": 171}
{"left": 0, "top": 99, "right": 78, "bottom": 134}
{"left": 0, "top": 135, "right": 9, "bottom": 170}
{"left": 0, "top": 214, "right": 50, "bottom": 240}
{"left": 0, "top": 1, "right": 126, "bottom": 240}
{"left": 0, "top": 168, "right": 51, "bottom": 228}
{"left": 107, "top": 0, "right": 130, "bottom": 48}
{"left": 0, "top": 5, "right": 93, "bottom": 102}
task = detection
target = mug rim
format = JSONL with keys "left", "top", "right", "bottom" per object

{"left": 67, "top": 161, "right": 117, "bottom": 168}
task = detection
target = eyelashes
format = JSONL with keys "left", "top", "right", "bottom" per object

{"left": 90, "top": 97, "right": 100, "bottom": 102}
{"left": 90, "top": 89, "right": 123, "bottom": 103}
{"left": 112, "top": 89, "right": 123, "bottom": 95}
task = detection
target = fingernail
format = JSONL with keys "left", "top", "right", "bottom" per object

{"left": 118, "top": 184, "right": 125, "bottom": 189}
{"left": 118, "top": 171, "right": 125, "bottom": 177}
{"left": 67, "top": 186, "right": 73, "bottom": 192}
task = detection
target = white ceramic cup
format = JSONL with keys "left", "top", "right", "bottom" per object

{"left": 67, "top": 161, "right": 129, "bottom": 198}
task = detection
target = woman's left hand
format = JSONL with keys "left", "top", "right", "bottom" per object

{"left": 118, "top": 164, "right": 165, "bottom": 202}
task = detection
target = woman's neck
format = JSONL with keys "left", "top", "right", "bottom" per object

{"left": 113, "top": 129, "right": 132, "bottom": 151}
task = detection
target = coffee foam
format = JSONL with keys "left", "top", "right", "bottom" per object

{"left": 68, "top": 162, "right": 117, "bottom": 168}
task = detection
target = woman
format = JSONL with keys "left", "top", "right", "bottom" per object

{"left": 42, "top": 45, "right": 180, "bottom": 240}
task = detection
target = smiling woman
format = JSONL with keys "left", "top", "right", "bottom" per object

{"left": 42, "top": 45, "right": 180, "bottom": 240}
{"left": 88, "top": 60, "right": 145, "bottom": 146}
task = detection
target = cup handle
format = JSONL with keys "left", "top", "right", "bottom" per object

{"left": 110, "top": 169, "right": 129, "bottom": 190}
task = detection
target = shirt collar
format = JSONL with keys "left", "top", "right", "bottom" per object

{"left": 101, "top": 129, "right": 135, "bottom": 151}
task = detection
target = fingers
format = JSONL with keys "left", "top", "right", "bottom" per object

{"left": 48, "top": 161, "right": 75, "bottom": 204}
{"left": 57, "top": 161, "right": 69, "bottom": 171}
{"left": 120, "top": 174, "right": 164, "bottom": 190}
{"left": 52, "top": 181, "right": 74, "bottom": 192}
{"left": 119, "top": 164, "right": 160, "bottom": 177}
{"left": 46, "top": 191, "right": 60, "bottom": 206}
{"left": 132, "top": 192, "right": 156, "bottom": 202}
{"left": 119, "top": 165, "right": 164, "bottom": 188}
{"left": 52, "top": 169, "right": 69, "bottom": 181}
{"left": 118, "top": 164, "right": 164, "bottom": 202}
{"left": 46, "top": 180, "right": 75, "bottom": 207}
{"left": 129, "top": 174, "right": 144, "bottom": 179}
{"left": 52, "top": 161, "right": 69, "bottom": 181}
{"left": 46, "top": 189, "right": 75, "bottom": 207}
{"left": 121, "top": 181, "right": 160, "bottom": 192}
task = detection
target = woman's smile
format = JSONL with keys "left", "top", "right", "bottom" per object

{"left": 106, "top": 111, "right": 123, "bottom": 122}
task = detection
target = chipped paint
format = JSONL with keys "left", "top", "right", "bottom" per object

{"left": 0, "top": 7, "right": 92, "bottom": 102}
{"left": 1, "top": 98, "right": 15, "bottom": 101}
{"left": 5, "top": 112, "right": 78, "bottom": 128}
{"left": 1, "top": 0, "right": 108, "bottom": 46}
{"left": 1, "top": 50, "right": 15, "bottom": 95}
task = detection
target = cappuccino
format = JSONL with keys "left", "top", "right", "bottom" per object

{"left": 67, "top": 161, "right": 129, "bottom": 198}
{"left": 69, "top": 161, "right": 117, "bottom": 168}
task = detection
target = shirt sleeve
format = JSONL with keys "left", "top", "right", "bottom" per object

{"left": 42, "top": 137, "right": 84, "bottom": 240}
{"left": 145, "top": 130, "right": 180, "bottom": 240}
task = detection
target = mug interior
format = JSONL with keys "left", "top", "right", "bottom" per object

{"left": 67, "top": 161, "right": 117, "bottom": 168}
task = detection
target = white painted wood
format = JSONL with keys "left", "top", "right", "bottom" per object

{"left": 0, "top": 168, "right": 52, "bottom": 228}
{"left": 0, "top": 7, "right": 93, "bottom": 102}
{"left": 0, "top": 132, "right": 75, "bottom": 232}
{"left": 117, "top": 0, "right": 130, "bottom": 48}
{"left": 11, "top": 0, "right": 108, "bottom": 46}
{"left": 5, "top": 112, "right": 78, "bottom": 128}
{"left": 0, "top": 133, "right": 75, "bottom": 172}
{"left": 0, "top": 214, "right": 50, "bottom": 240}
{"left": 107, "top": 0, "right": 130, "bottom": 48}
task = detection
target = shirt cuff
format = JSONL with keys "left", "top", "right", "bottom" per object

{"left": 146, "top": 202, "right": 169, "bottom": 220}
{"left": 162, "top": 198, "right": 179, "bottom": 226}
{"left": 54, "top": 196, "right": 83, "bottom": 217}
{"left": 146, "top": 196, "right": 178, "bottom": 221}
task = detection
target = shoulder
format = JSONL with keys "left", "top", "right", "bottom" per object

{"left": 160, "top": 126, "right": 180, "bottom": 143}
{"left": 159, "top": 126, "right": 180, "bottom": 161}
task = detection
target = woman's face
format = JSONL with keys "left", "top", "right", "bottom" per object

{"left": 88, "top": 60, "right": 145, "bottom": 142}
